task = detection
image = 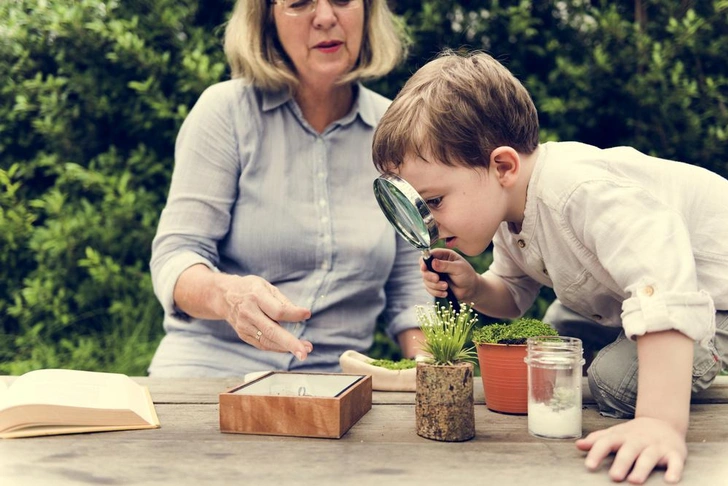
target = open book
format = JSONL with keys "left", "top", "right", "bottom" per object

{"left": 0, "top": 369, "right": 160, "bottom": 439}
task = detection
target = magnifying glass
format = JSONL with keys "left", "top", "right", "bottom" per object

{"left": 373, "top": 173, "right": 461, "bottom": 313}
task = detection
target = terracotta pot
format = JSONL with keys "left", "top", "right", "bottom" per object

{"left": 476, "top": 343, "right": 528, "bottom": 414}
{"left": 415, "top": 362, "right": 475, "bottom": 442}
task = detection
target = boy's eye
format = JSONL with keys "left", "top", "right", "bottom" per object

{"left": 426, "top": 197, "right": 442, "bottom": 209}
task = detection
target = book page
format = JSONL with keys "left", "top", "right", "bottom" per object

{"left": 0, "top": 370, "right": 156, "bottom": 426}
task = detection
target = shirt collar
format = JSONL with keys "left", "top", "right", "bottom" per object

{"left": 508, "top": 143, "right": 549, "bottom": 241}
{"left": 259, "top": 83, "right": 376, "bottom": 128}
{"left": 261, "top": 89, "right": 291, "bottom": 112}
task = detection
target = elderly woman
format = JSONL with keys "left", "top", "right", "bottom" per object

{"left": 147, "top": 0, "right": 430, "bottom": 376}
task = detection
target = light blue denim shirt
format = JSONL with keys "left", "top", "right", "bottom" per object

{"left": 148, "top": 80, "right": 431, "bottom": 377}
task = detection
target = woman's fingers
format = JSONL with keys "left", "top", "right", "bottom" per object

{"left": 225, "top": 277, "right": 312, "bottom": 359}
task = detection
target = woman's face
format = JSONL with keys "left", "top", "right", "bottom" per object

{"left": 272, "top": 0, "right": 365, "bottom": 88}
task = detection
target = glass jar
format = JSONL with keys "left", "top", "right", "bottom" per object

{"left": 524, "top": 336, "right": 585, "bottom": 439}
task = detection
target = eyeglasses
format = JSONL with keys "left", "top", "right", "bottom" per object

{"left": 271, "top": 0, "right": 362, "bottom": 17}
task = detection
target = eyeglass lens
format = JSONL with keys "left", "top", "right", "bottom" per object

{"left": 279, "top": 0, "right": 360, "bottom": 16}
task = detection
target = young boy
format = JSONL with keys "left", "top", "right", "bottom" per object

{"left": 372, "top": 51, "right": 728, "bottom": 484}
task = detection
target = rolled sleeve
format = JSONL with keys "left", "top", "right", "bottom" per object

{"left": 621, "top": 281, "right": 716, "bottom": 346}
{"left": 153, "top": 251, "right": 218, "bottom": 317}
{"left": 565, "top": 180, "right": 714, "bottom": 345}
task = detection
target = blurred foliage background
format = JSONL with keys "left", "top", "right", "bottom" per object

{"left": 1, "top": 0, "right": 726, "bottom": 374}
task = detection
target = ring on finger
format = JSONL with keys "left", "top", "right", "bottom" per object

{"left": 255, "top": 329, "right": 262, "bottom": 341}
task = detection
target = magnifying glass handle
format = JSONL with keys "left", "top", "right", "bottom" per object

{"left": 423, "top": 254, "right": 461, "bottom": 314}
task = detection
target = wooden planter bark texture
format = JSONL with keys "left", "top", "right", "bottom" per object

{"left": 415, "top": 362, "right": 475, "bottom": 442}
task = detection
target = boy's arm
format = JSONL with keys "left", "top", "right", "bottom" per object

{"left": 578, "top": 329, "right": 693, "bottom": 484}
{"left": 424, "top": 248, "right": 524, "bottom": 319}
{"left": 635, "top": 329, "right": 693, "bottom": 434}
{"left": 469, "top": 272, "right": 522, "bottom": 319}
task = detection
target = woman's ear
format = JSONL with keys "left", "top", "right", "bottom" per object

{"left": 489, "top": 146, "right": 520, "bottom": 187}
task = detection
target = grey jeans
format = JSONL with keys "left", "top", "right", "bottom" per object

{"left": 543, "top": 300, "right": 728, "bottom": 418}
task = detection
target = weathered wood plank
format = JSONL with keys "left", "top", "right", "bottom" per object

{"left": 2, "top": 402, "right": 725, "bottom": 445}
{"left": 2, "top": 440, "right": 726, "bottom": 486}
{"left": 3, "top": 374, "right": 728, "bottom": 406}
{"left": 1, "top": 403, "right": 726, "bottom": 485}
{"left": 16, "top": 402, "right": 713, "bottom": 444}
{"left": 3, "top": 375, "right": 728, "bottom": 405}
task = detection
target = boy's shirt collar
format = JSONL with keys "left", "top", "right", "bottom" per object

{"left": 507, "top": 143, "right": 548, "bottom": 241}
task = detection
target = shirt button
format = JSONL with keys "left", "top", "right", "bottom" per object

{"left": 319, "top": 199, "right": 326, "bottom": 207}
{"left": 643, "top": 286, "right": 654, "bottom": 296}
{"left": 591, "top": 314, "right": 602, "bottom": 321}
{"left": 517, "top": 239, "right": 526, "bottom": 248}
{"left": 542, "top": 268, "right": 549, "bottom": 276}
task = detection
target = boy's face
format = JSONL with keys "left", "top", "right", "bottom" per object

{"left": 394, "top": 153, "right": 510, "bottom": 257}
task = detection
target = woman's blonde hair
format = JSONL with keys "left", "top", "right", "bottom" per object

{"left": 373, "top": 50, "right": 540, "bottom": 173}
{"left": 224, "top": 0, "right": 409, "bottom": 91}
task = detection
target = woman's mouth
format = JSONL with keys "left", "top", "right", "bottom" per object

{"left": 314, "top": 41, "right": 343, "bottom": 53}
{"left": 445, "top": 237, "right": 457, "bottom": 249}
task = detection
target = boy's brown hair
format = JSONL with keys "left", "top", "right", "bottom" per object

{"left": 373, "top": 50, "right": 539, "bottom": 172}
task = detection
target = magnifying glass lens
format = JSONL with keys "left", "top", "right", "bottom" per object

{"left": 373, "top": 179, "right": 432, "bottom": 250}
{"left": 373, "top": 174, "right": 461, "bottom": 313}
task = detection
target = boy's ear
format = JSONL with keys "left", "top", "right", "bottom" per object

{"left": 490, "top": 146, "right": 520, "bottom": 187}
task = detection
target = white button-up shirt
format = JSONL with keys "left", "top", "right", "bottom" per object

{"left": 487, "top": 141, "right": 728, "bottom": 346}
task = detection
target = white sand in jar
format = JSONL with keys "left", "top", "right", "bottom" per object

{"left": 528, "top": 402, "right": 582, "bottom": 439}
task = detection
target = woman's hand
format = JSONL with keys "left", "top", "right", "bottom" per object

{"left": 576, "top": 417, "right": 688, "bottom": 484}
{"left": 221, "top": 275, "right": 313, "bottom": 360}
{"left": 419, "top": 248, "right": 479, "bottom": 303}
{"left": 174, "top": 265, "right": 313, "bottom": 360}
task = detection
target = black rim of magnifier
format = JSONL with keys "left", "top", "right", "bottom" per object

{"left": 373, "top": 173, "right": 461, "bottom": 314}
{"left": 373, "top": 173, "right": 439, "bottom": 249}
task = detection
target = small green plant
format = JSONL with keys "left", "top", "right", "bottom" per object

{"left": 472, "top": 318, "right": 558, "bottom": 345}
{"left": 416, "top": 302, "right": 478, "bottom": 366}
{"left": 370, "top": 358, "right": 417, "bottom": 370}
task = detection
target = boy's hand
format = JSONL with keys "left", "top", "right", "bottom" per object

{"left": 419, "top": 248, "right": 478, "bottom": 302}
{"left": 576, "top": 416, "right": 687, "bottom": 484}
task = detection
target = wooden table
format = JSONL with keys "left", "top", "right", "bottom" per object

{"left": 2, "top": 376, "right": 727, "bottom": 485}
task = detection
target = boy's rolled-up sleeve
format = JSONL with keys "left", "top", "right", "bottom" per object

{"left": 565, "top": 180, "right": 716, "bottom": 346}
{"left": 620, "top": 281, "right": 715, "bottom": 346}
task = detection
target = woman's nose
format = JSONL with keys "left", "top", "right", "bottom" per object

{"left": 312, "top": 0, "right": 337, "bottom": 29}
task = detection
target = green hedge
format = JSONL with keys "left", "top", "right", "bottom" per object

{"left": 2, "top": 0, "right": 727, "bottom": 373}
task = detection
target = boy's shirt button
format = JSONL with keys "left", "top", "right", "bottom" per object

{"left": 517, "top": 239, "right": 526, "bottom": 248}
{"left": 591, "top": 314, "right": 602, "bottom": 321}
{"left": 643, "top": 286, "right": 655, "bottom": 296}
